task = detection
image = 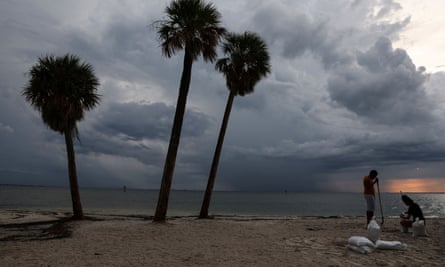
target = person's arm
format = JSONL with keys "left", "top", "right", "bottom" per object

{"left": 400, "top": 205, "right": 416, "bottom": 220}
{"left": 400, "top": 212, "right": 410, "bottom": 219}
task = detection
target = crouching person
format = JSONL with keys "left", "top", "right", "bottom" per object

{"left": 400, "top": 194, "right": 426, "bottom": 236}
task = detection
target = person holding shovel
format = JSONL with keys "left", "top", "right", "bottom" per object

{"left": 363, "top": 170, "right": 379, "bottom": 226}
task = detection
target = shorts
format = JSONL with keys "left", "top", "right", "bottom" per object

{"left": 364, "top": 194, "right": 375, "bottom": 212}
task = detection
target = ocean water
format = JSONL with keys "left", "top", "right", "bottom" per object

{"left": 1, "top": 185, "right": 444, "bottom": 218}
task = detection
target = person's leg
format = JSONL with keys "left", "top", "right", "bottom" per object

{"left": 367, "top": 211, "right": 374, "bottom": 225}
{"left": 400, "top": 220, "right": 413, "bottom": 227}
{"left": 400, "top": 219, "right": 412, "bottom": 233}
{"left": 364, "top": 195, "right": 375, "bottom": 225}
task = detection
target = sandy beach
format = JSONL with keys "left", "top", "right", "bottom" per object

{"left": 0, "top": 210, "right": 443, "bottom": 266}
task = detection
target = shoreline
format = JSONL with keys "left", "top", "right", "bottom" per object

{"left": 1, "top": 209, "right": 444, "bottom": 266}
{"left": 0, "top": 209, "right": 443, "bottom": 230}
{"left": 1, "top": 208, "right": 442, "bottom": 222}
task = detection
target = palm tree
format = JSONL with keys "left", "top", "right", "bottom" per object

{"left": 199, "top": 32, "right": 271, "bottom": 218}
{"left": 153, "top": 0, "right": 226, "bottom": 222}
{"left": 23, "top": 54, "right": 100, "bottom": 220}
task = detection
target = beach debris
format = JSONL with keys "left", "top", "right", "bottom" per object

{"left": 0, "top": 219, "right": 72, "bottom": 241}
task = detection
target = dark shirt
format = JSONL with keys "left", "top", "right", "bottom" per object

{"left": 407, "top": 203, "right": 425, "bottom": 222}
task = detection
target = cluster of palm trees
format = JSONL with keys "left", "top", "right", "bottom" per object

{"left": 23, "top": 0, "right": 270, "bottom": 222}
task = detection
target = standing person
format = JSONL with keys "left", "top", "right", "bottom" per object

{"left": 400, "top": 194, "right": 425, "bottom": 230}
{"left": 363, "top": 170, "right": 379, "bottom": 225}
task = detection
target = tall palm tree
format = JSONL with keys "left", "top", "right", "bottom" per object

{"left": 199, "top": 32, "right": 271, "bottom": 218}
{"left": 23, "top": 54, "right": 100, "bottom": 220}
{"left": 153, "top": 0, "right": 226, "bottom": 222}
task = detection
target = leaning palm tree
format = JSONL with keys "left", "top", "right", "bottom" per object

{"left": 153, "top": 0, "right": 226, "bottom": 222}
{"left": 199, "top": 32, "right": 271, "bottom": 218}
{"left": 23, "top": 54, "right": 100, "bottom": 220}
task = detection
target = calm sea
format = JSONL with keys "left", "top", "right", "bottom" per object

{"left": 1, "top": 185, "right": 444, "bottom": 218}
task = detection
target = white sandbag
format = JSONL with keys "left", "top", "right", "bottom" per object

{"left": 347, "top": 244, "right": 373, "bottom": 254}
{"left": 375, "top": 240, "right": 407, "bottom": 250}
{"left": 367, "top": 218, "right": 381, "bottom": 242}
{"left": 348, "top": 236, "right": 375, "bottom": 247}
{"left": 412, "top": 218, "right": 427, "bottom": 237}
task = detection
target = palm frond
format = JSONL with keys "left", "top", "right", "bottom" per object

{"left": 156, "top": 0, "right": 226, "bottom": 61}
{"left": 23, "top": 54, "right": 100, "bottom": 137}
{"left": 216, "top": 31, "right": 271, "bottom": 96}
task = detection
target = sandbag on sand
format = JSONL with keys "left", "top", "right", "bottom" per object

{"left": 347, "top": 236, "right": 375, "bottom": 254}
{"left": 412, "top": 219, "right": 427, "bottom": 237}
{"left": 347, "top": 244, "right": 374, "bottom": 254}
{"left": 367, "top": 218, "right": 381, "bottom": 242}
{"left": 348, "top": 236, "right": 374, "bottom": 247}
{"left": 375, "top": 240, "right": 407, "bottom": 250}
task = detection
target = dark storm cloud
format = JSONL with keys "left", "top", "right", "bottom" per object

{"left": 327, "top": 37, "right": 432, "bottom": 125}
{"left": 98, "top": 102, "right": 174, "bottom": 140}
{"left": 1, "top": 0, "right": 445, "bottom": 191}
{"left": 216, "top": 135, "right": 445, "bottom": 191}
{"left": 0, "top": 91, "right": 70, "bottom": 186}
{"left": 215, "top": 153, "right": 324, "bottom": 191}
{"left": 249, "top": 1, "right": 412, "bottom": 72}
{"left": 97, "top": 101, "right": 212, "bottom": 140}
{"left": 63, "top": 20, "right": 183, "bottom": 98}
{"left": 251, "top": 4, "right": 352, "bottom": 69}
{"left": 74, "top": 101, "right": 213, "bottom": 162}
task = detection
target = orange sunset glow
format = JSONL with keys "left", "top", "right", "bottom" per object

{"left": 384, "top": 178, "right": 445, "bottom": 193}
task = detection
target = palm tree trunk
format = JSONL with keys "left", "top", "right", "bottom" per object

{"left": 199, "top": 91, "right": 236, "bottom": 218}
{"left": 64, "top": 130, "right": 84, "bottom": 220}
{"left": 154, "top": 48, "right": 193, "bottom": 222}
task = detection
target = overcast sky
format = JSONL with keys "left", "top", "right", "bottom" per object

{"left": 1, "top": 0, "right": 445, "bottom": 192}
